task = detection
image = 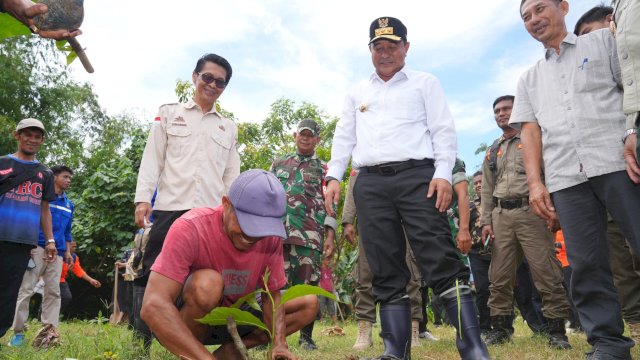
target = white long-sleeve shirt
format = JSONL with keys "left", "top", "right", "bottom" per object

{"left": 327, "top": 67, "right": 457, "bottom": 183}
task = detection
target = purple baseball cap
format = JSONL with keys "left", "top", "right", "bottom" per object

{"left": 228, "top": 169, "right": 287, "bottom": 239}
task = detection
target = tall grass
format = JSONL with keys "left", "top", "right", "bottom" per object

{"left": 1, "top": 316, "right": 638, "bottom": 359}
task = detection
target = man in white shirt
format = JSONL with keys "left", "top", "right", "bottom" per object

{"left": 132, "top": 53, "right": 241, "bottom": 350}
{"left": 325, "top": 17, "right": 489, "bottom": 360}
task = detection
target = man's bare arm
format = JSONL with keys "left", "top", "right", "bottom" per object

{"left": 142, "top": 272, "right": 214, "bottom": 360}
{"left": 520, "top": 122, "right": 555, "bottom": 220}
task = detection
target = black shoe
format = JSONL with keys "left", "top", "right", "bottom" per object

{"left": 298, "top": 337, "right": 318, "bottom": 350}
{"left": 484, "top": 315, "right": 512, "bottom": 346}
{"left": 545, "top": 318, "right": 571, "bottom": 350}
{"left": 484, "top": 328, "right": 511, "bottom": 345}
{"left": 585, "top": 348, "right": 632, "bottom": 360}
{"left": 441, "top": 285, "right": 491, "bottom": 360}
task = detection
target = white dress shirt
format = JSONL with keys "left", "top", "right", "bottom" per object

{"left": 327, "top": 67, "right": 457, "bottom": 184}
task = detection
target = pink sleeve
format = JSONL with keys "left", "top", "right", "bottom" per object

{"left": 265, "top": 238, "right": 287, "bottom": 291}
{"left": 151, "top": 219, "right": 197, "bottom": 284}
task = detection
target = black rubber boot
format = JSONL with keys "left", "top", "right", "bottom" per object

{"left": 441, "top": 285, "right": 491, "bottom": 360}
{"left": 485, "top": 315, "right": 513, "bottom": 345}
{"left": 299, "top": 321, "right": 318, "bottom": 350}
{"left": 545, "top": 317, "right": 571, "bottom": 350}
{"left": 366, "top": 296, "right": 411, "bottom": 360}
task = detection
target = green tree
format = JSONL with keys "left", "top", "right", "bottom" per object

{"left": 1, "top": 35, "right": 146, "bottom": 317}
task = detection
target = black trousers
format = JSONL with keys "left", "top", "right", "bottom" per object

{"left": 552, "top": 171, "right": 640, "bottom": 356}
{"left": 469, "top": 251, "right": 491, "bottom": 331}
{"left": 354, "top": 164, "right": 469, "bottom": 303}
{"left": 137, "top": 209, "right": 189, "bottom": 285}
{"left": 0, "top": 242, "right": 31, "bottom": 338}
{"left": 60, "top": 282, "right": 72, "bottom": 314}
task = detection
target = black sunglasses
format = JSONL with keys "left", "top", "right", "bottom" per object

{"left": 198, "top": 72, "right": 227, "bottom": 89}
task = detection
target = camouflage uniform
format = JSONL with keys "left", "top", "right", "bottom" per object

{"left": 446, "top": 158, "right": 470, "bottom": 265}
{"left": 270, "top": 153, "right": 337, "bottom": 286}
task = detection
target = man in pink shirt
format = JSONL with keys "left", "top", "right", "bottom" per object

{"left": 141, "top": 170, "right": 318, "bottom": 360}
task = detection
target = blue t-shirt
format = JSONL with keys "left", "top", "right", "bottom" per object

{"left": 38, "top": 192, "right": 74, "bottom": 256}
{"left": 0, "top": 155, "right": 56, "bottom": 246}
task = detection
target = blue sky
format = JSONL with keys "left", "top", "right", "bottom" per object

{"left": 70, "top": 0, "right": 606, "bottom": 171}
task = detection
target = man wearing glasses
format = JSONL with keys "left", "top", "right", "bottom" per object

{"left": 133, "top": 53, "right": 240, "bottom": 350}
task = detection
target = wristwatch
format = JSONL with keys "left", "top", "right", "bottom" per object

{"left": 325, "top": 176, "right": 339, "bottom": 184}
{"left": 622, "top": 128, "right": 638, "bottom": 144}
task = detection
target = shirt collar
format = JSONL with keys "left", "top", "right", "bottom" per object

{"left": 185, "top": 98, "right": 220, "bottom": 116}
{"left": 544, "top": 32, "right": 576, "bottom": 60}
{"left": 296, "top": 152, "right": 317, "bottom": 161}
{"left": 369, "top": 65, "right": 410, "bottom": 83}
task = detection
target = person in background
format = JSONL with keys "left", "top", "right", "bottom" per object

{"left": 574, "top": 5, "right": 640, "bottom": 344}
{"left": 58, "top": 241, "right": 101, "bottom": 316}
{"left": 270, "top": 119, "right": 337, "bottom": 351}
{"left": 514, "top": 0, "right": 640, "bottom": 357}
{"left": 10, "top": 163, "right": 73, "bottom": 347}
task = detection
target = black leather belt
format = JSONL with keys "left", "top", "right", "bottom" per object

{"left": 493, "top": 197, "right": 529, "bottom": 210}
{"left": 363, "top": 158, "right": 434, "bottom": 176}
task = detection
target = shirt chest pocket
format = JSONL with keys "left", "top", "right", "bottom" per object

{"left": 388, "top": 98, "right": 420, "bottom": 122}
{"left": 303, "top": 168, "right": 323, "bottom": 197}
{"left": 208, "top": 131, "right": 233, "bottom": 167}
{"left": 573, "top": 59, "right": 606, "bottom": 94}
{"left": 166, "top": 126, "right": 192, "bottom": 157}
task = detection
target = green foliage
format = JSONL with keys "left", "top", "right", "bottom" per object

{"left": 0, "top": 13, "right": 30, "bottom": 38}
{"left": 333, "top": 248, "right": 357, "bottom": 306}
{"left": 198, "top": 307, "right": 271, "bottom": 335}
{"left": 474, "top": 142, "right": 488, "bottom": 155}
{"left": 280, "top": 284, "right": 336, "bottom": 305}
{"left": 237, "top": 98, "right": 339, "bottom": 171}
{"left": 174, "top": 78, "right": 194, "bottom": 103}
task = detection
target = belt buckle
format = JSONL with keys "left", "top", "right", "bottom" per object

{"left": 378, "top": 165, "right": 396, "bottom": 175}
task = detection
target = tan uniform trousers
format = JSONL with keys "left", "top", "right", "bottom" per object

{"left": 13, "top": 246, "right": 63, "bottom": 331}
{"left": 488, "top": 206, "right": 569, "bottom": 319}
{"left": 353, "top": 234, "right": 423, "bottom": 323}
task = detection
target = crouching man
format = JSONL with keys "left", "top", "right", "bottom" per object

{"left": 141, "top": 169, "right": 318, "bottom": 360}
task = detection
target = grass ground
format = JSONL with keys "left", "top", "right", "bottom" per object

{"left": 1, "top": 316, "right": 638, "bottom": 359}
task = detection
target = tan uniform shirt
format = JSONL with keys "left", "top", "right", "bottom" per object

{"left": 479, "top": 134, "right": 533, "bottom": 226}
{"left": 134, "top": 99, "right": 240, "bottom": 210}
{"left": 341, "top": 170, "right": 358, "bottom": 225}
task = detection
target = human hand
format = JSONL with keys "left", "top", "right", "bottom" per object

{"left": 481, "top": 225, "right": 494, "bottom": 247}
{"left": 3, "top": 0, "right": 82, "bottom": 40}
{"left": 427, "top": 178, "right": 452, "bottom": 212}
{"left": 90, "top": 278, "right": 101, "bottom": 288}
{"left": 135, "top": 202, "right": 152, "bottom": 228}
{"left": 343, "top": 223, "right": 356, "bottom": 245}
{"left": 115, "top": 261, "right": 126, "bottom": 269}
{"left": 44, "top": 243, "right": 57, "bottom": 263}
{"left": 624, "top": 135, "right": 640, "bottom": 184}
{"left": 323, "top": 230, "right": 335, "bottom": 259}
{"left": 64, "top": 249, "right": 72, "bottom": 266}
{"left": 456, "top": 229, "right": 472, "bottom": 255}
{"left": 546, "top": 215, "right": 561, "bottom": 233}
{"left": 528, "top": 181, "right": 556, "bottom": 221}
{"left": 271, "top": 344, "right": 298, "bottom": 360}
{"left": 324, "top": 180, "right": 341, "bottom": 217}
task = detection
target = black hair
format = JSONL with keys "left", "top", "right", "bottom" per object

{"left": 520, "top": 0, "right": 562, "bottom": 16}
{"left": 574, "top": 4, "right": 613, "bottom": 35}
{"left": 493, "top": 95, "right": 515, "bottom": 109}
{"left": 194, "top": 54, "right": 233, "bottom": 85}
{"left": 51, "top": 165, "right": 73, "bottom": 176}
{"left": 473, "top": 170, "right": 483, "bottom": 177}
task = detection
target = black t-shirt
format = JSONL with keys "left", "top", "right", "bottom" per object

{"left": 0, "top": 155, "right": 56, "bottom": 246}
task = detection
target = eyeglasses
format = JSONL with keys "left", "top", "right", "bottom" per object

{"left": 198, "top": 72, "right": 227, "bottom": 89}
